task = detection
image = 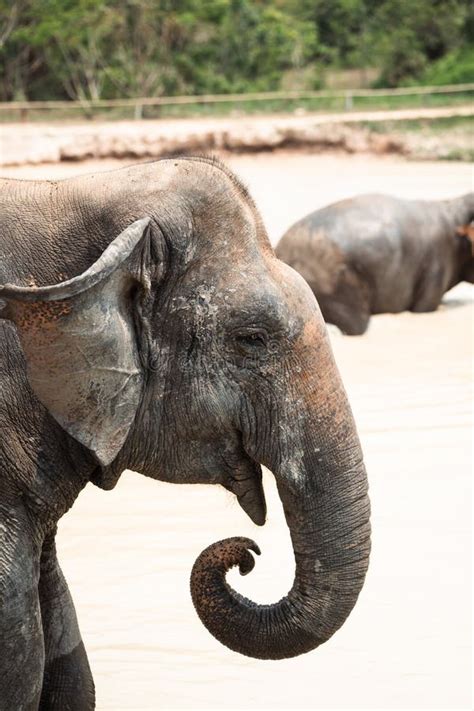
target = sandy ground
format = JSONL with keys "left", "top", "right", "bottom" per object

{"left": 1, "top": 105, "right": 472, "bottom": 165}
{"left": 2, "top": 154, "right": 473, "bottom": 709}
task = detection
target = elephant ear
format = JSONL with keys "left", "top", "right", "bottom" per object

{"left": 0, "top": 217, "right": 152, "bottom": 466}
{"left": 456, "top": 224, "right": 474, "bottom": 255}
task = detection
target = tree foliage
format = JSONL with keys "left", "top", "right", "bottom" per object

{"left": 0, "top": 0, "right": 472, "bottom": 101}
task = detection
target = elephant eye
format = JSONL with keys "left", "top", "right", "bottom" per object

{"left": 234, "top": 329, "right": 268, "bottom": 355}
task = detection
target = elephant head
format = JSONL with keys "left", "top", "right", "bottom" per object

{"left": 0, "top": 158, "right": 370, "bottom": 660}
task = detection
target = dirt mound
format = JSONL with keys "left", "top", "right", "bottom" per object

{"left": 1, "top": 105, "right": 471, "bottom": 166}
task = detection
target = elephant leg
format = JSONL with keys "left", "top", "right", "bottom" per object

{"left": 327, "top": 302, "right": 370, "bottom": 335}
{"left": 0, "top": 497, "right": 44, "bottom": 710}
{"left": 411, "top": 268, "right": 443, "bottom": 313}
{"left": 411, "top": 293, "right": 440, "bottom": 313}
{"left": 317, "top": 294, "right": 370, "bottom": 335}
{"left": 315, "top": 270, "right": 371, "bottom": 336}
{"left": 38, "top": 530, "right": 95, "bottom": 711}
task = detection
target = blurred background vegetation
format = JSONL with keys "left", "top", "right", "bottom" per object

{"left": 0, "top": 0, "right": 473, "bottom": 103}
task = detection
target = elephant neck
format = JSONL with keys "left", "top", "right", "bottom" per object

{"left": 33, "top": 426, "right": 97, "bottom": 525}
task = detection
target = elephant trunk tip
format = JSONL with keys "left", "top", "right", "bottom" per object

{"left": 191, "top": 537, "right": 261, "bottom": 589}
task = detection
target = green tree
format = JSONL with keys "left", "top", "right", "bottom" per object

{"left": 0, "top": 0, "right": 472, "bottom": 103}
{"left": 369, "top": 0, "right": 470, "bottom": 86}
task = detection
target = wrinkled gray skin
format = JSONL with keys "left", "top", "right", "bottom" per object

{"left": 276, "top": 193, "right": 474, "bottom": 335}
{"left": 0, "top": 158, "right": 370, "bottom": 710}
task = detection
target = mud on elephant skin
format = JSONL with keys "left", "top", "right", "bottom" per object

{"left": 0, "top": 157, "right": 370, "bottom": 709}
{"left": 276, "top": 193, "right": 474, "bottom": 335}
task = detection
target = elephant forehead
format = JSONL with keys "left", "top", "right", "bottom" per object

{"left": 170, "top": 284, "right": 304, "bottom": 350}
{"left": 167, "top": 247, "right": 314, "bottom": 340}
{"left": 201, "top": 264, "right": 288, "bottom": 312}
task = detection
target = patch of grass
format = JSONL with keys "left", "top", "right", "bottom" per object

{"left": 0, "top": 91, "right": 472, "bottom": 124}
{"left": 441, "top": 149, "right": 474, "bottom": 162}
{"left": 350, "top": 114, "right": 474, "bottom": 162}
{"left": 355, "top": 115, "right": 473, "bottom": 134}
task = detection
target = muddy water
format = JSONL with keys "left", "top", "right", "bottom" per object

{"left": 3, "top": 155, "right": 472, "bottom": 709}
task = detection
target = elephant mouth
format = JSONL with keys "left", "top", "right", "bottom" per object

{"left": 220, "top": 449, "right": 267, "bottom": 526}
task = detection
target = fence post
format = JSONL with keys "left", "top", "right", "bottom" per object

{"left": 134, "top": 103, "right": 143, "bottom": 120}
{"left": 344, "top": 91, "right": 353, "bottom": 110}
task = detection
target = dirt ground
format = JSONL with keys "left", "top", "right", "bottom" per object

{"left": 1, "top": 105, "right": 472, "bottom": 166}
{"left": 2, "top": 154, "right": 472, "bottom": 710}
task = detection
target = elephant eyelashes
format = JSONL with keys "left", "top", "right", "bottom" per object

{"left": 234, "top": 330, "right": 268, "bottom": 355}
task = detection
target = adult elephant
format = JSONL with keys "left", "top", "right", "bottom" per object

{"left": 276, "top": 193, "right": 474, "bottom": 335}
{"left": 0, "top": 157, "right": 370, "bottom": 710}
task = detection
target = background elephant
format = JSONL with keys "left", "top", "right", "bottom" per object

{"left": 275, "top": 193, "right": 474, "bottom": 335}
{"left": 0, "top": 157, "right": 370, "bottom": 710}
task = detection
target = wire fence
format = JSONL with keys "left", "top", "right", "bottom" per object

{"left": 1, "top": 83, "right": 473, "bottom": 122}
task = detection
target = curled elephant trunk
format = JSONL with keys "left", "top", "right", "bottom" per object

{"left": 191, "top": 462, "right": 369, "bottom": 659}
{"left": 191, "top": 320, "right": 371, "bottom": 660}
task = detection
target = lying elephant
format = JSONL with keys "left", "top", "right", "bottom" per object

{"left": 0, "top": 157, "right": 370, "bottom": 710}
{"left": 276, "top": 193, "right": 474, "bottom": 335}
